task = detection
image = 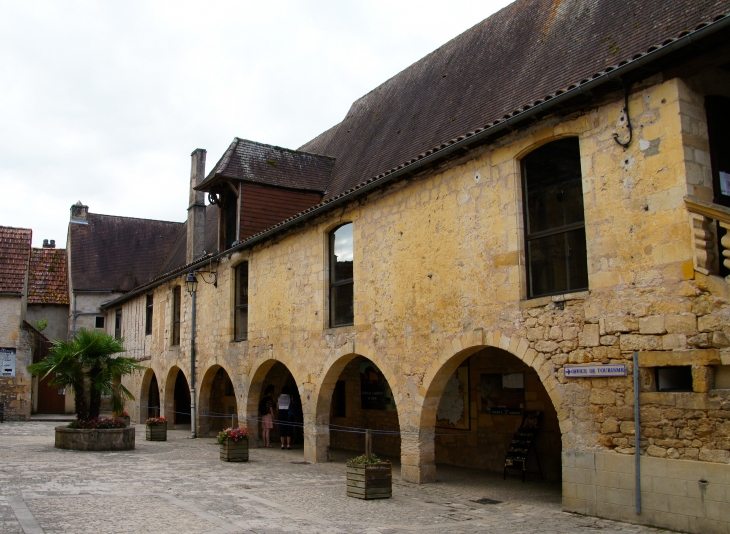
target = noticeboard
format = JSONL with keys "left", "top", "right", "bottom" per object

{"left": 1, "top": 347, "right": 17, "bottom": 377}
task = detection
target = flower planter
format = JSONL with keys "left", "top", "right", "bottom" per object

{"left": 55, "top": 426, "right": 135, "bottom": 451}
{"left": 346, "top": 462, "right": 392, "bottom": 499}
{"left": 146, "top": 422, "right": 167, "bottom": 441}
{"left": 122, "top": 416, "right": 131, "bottom": 427}
{"left": 220, "top": 438, "right": 249, "bottom": 462}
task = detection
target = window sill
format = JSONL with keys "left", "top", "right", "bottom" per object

{"left": 323, "top": 324, "right": 356, "bottom": 334}
{"left": 520, "top": 290, "right": 590, "bottom": 309}
{"left": 231, "top": 338, "right": 248, "bottom": 344}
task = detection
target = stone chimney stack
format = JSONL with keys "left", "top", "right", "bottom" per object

{"left": 187, "top": 149, "right": 207, "bottom": 264}
{"left": 42, "top": 239, "right": 56, "bottom": 248}
{"left": 70, "top": 201, "right": 89, "bottom": 223}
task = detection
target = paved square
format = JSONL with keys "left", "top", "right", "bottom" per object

{"left": 1, "top": 422, "right": 673, "bottom": 533}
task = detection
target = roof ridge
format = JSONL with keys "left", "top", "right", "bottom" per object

{"left": 88, "top": 212, "right": 184, "bottom": 225}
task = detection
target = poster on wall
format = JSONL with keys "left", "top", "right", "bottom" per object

{"left": 436, "top": 362, "right": 470, "bottom": 430}
{"left": 1, "top": 348, "right": 17, "bottom": 377}
{"left": 360, "top": 362, "right": 396, "bottom": 410}
{"left": 480, "top": 373, "right": 525, "bottom": 415}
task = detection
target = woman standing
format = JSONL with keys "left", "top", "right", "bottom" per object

{"left": 260, "top": 384, "right": 275, "bottom": 448}
{"left": 277, "top": 386, "right": 293, "bottom": 450}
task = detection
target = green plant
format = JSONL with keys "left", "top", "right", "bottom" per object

{"left": 33, "top": 318, "right": 48, "bottom": 332}
{"left": 145, "top": 417, "right": 167, "bottom": 425}
{"left": 347, "top": 453, "right": 383, "bottom": 467}
{"left": 217, "top": 427, "right": 250, "bottom": 444}
{"left": 27, "top": 328, "right": 144, "bottom": 421}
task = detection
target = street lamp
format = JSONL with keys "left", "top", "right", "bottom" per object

{"left": 186, "top": 270, "right": 198, "bottom": 439}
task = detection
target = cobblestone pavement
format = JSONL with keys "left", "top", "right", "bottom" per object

{"left": 1, "top": 422, "right": 674, "bottom": 534}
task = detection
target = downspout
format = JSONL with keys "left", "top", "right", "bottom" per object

{"left": 634, "top": 351, "right": 641, "bottom": 515}
{"left": 190, "top": 285, "right": 197, "bottom": 439}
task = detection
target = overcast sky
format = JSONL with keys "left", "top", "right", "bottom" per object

{"left": 0, "top": 0, "right": 512, "bottom": 247}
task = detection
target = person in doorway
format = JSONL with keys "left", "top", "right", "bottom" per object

{"left": 277, "top": 386, "right": 293, "bottom": 449}
{"left": 260, "top": 384, "right": 275, "bottom": 448}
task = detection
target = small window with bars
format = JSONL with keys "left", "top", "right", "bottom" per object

{"left": 171, "top": 286, "right": 181, "bottom": 346}
{"left": 234, "top": 262, "right": 249, "bottom": 341}
{"left": 145, "top": 294, "right": 153, "bottom": 336}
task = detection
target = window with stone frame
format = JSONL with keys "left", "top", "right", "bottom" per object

{"left": 145, "top": 294, "right": 153, "bottom": 336}
{"left": 329, "top": 223, "right": 354, "bottom": 327}
{"left": 521, "top": 138, "right": 588, "bottom": 298}
{"left": 171, "top": 286, "right": 181, "bottom": 346}
{"left": 234, "top": 262, "right": 249, "bottom": 341}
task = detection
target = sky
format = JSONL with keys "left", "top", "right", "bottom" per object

{"left": 0, "top": 0, "right": 513, "bottom": 248}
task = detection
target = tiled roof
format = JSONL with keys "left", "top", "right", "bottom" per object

{"left": 196, "top": 138, "right": 335, "bottom": 193}
{"left": 69, "top": 213, "right": 184, "bottom": 292}
{"left": 299, "top": 0, "right": 730, "bottom": 200}
{"left": 0, "top": 226, "right": 32, "bottom": 294}
{"left": 28, "top": 248, "right": 69, "bottom": 305}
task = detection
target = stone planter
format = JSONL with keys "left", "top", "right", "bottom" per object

{"left": 220, "top": 438, "right": 249, "bottom": 462}
{"left": 145, "top": 422, "right": 167, "bottom": 441}
{"left": 55, "top": 426, "right": 135, "bottom": 451}
{"left": 346, "top": 462, "right": 392, "bottom": 499}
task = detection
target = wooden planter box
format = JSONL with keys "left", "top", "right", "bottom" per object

{"left": 145, "top": 423, "right": 167, "bottom": 441}
{"left": 220, "top": 438, "right": 249, "bottom": 462}
{"left": 346, "top": 462, "right": 392, "bottom": 499}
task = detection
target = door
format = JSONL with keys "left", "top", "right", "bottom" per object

{"left": 37, "top": 374, "right": 66, "bottom": 414}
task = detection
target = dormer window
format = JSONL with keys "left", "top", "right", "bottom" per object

{"left": 222, "top": 192, "right": 238, "bottom": 251}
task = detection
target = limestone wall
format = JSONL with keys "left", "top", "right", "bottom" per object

{"left": 0, "top": 296, "right": 32, "bottom": 420}
{"left": 117, "top": 74, "right": 730, "bottom": 531}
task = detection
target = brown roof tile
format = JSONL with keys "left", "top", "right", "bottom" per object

{"left": 197, "top": 138, "right": 335, "bottom": 193}
{"left": 299, "top": 0, "right": 730, "bottom": 200}
{"left": 0, "top": 226, "right": 32, "bottom": 294}
{"left": 28, "top": 248, "right": 69, "bottom": 305}
{"left": 69, "top": 213, "right": 183, "bottom": 292}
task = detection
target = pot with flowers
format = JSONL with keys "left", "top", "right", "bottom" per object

{"left": 145, "top": 417, "right": 168, "bottom": 441}
{"left": 217, "top": 427, "right": 250, "bottom": 462}
{"left": 114, "top": 410, "right": 131, "bottom": 427}
{"left": 346, "top": 453, "right": 392, "bottom": 500}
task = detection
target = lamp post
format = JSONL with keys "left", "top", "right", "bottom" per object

{"left": 185, "top": 271, "right": 198, "bottom": 439}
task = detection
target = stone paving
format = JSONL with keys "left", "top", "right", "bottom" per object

{"left": 0, "top": 422, "right": 675, "bottom": 533}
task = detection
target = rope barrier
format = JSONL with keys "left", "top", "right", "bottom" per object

{"left": 136, "top": 404, "right": 533, "bottom": 437}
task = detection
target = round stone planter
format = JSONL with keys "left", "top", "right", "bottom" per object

{"left": 55, "top": 426, "right": 135, "bottom": 451}
{"left": 220, "top": 438, "right": 249, "bottom": 462}
{"left": 146, "top": 422, "right": 167, "bottom": 441}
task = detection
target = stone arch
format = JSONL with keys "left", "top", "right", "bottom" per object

{"left": 411, "top": 329, "right": 565, "bottom": 483}
{"left": 245, "top": 356, "right": 306, "bottom": 446}
{"left": 197, "top": 364, "right": 238, "bottom": 436}
{"left": 138, "top": 367, "right": 161, "bottom": 423}
{"left": 307, "top": 349, "right": 404, "bottom": 464}
{"left": 163, "top": 366, "right": 191, "bottom": 427}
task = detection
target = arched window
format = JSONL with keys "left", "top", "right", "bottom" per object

{"left": 522, "top": 138, "right": 588, "bottom": 298}
{"left": 329, "top": 223, "right": 354, "bottom": 327}
{"left": 234, "top": 262, "right": 249, "bottom": 341}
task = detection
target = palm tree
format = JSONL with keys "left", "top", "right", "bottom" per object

{"left": 28, "top": 329, "right": 144, "bottom": 421}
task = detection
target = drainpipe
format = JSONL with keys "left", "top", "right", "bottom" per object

{"left": 634, "top": 351, "right": 641, "bottom": 515}
{"left": 190, "top": 287, "right": 197, "bottom": 439}
{"left": 71, "top": 294, "right": 102, "bottom": 338}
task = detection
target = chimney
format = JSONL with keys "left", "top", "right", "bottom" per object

{"left": 70, "top": 201, "right": 89, "bottom": 223}
{"left": 187, "top": 149, "right": 207, "bottom": 264}
{"left": 42, "top": 239, "right": 56, "bottom": 249}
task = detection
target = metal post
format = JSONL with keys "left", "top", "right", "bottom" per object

{"left": 365, "top": 429, "right": 372, "bottom": 462}
{"left": 190, "top": 289, "right": 197, "bottom": 439}
{"left": 633, "top": 351, "right": 642, "bottom": 515}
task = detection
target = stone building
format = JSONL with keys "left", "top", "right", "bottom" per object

{"left": 71, "top": 1, "right": 730, "bottom": 532}
{"left": 0, "top": 226, "right": 34, "bottom": 420}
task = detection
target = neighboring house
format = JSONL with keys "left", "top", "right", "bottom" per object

{"left": 26, "top": 239, "right": 72, "bottom": 414}
{"left": 54, "top": 2, "right": 730, "bottom": 532}
{"left": 0, "top": 226, "right": 33, "bottom": 420}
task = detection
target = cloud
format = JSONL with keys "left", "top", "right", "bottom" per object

{"left": 0, "top": 0, "right": 512, "bottom": 247}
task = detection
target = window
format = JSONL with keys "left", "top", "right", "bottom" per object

{"left": 522, "top": 138, "right": 588, "bottom": 298}
{"left": 114, "top": 309, "right": 122, "bottom": 339}
{"left": 656, "top": 367, "right": 693, "bottom": 392}
{"left": 329, "top": 223, "right": 354, "bottom": 327}
{"left": 222, "top": 192, "right": 237, "bottom": 251}
{"left": 95, "top": 316, "right": 105, "bottom": 329}
{"left": 234, "top": 262, "right": 249, "bottom": 341}
{"left": 145, "top": 294, "right": 153, "bottom": 336}
{"left": 172, "top": 286, "right": 181, "bottom": 346}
